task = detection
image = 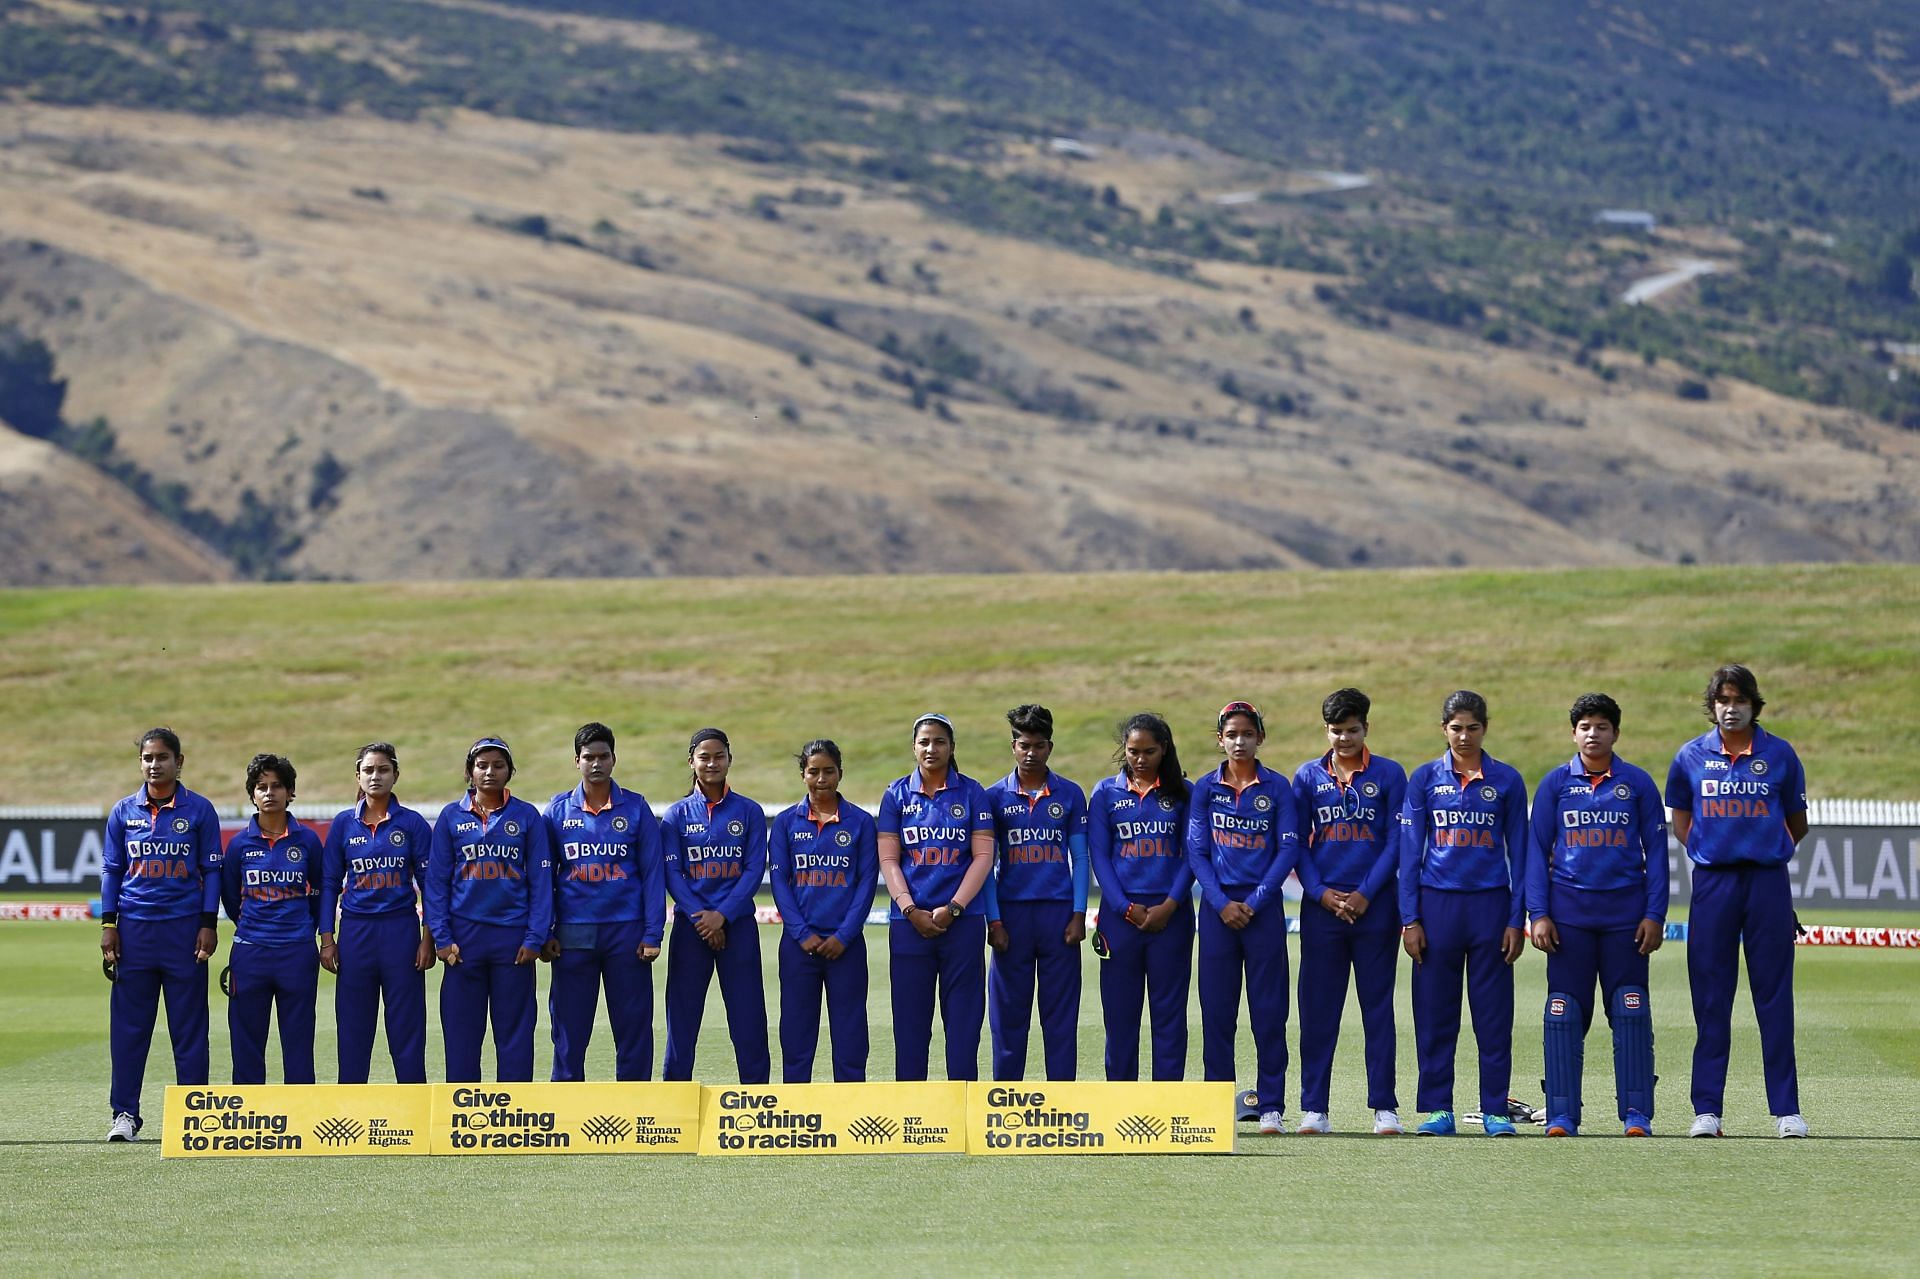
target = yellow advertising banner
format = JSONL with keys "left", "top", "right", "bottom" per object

{"left": 967, "top": 1082, "right": 1237, "bottom": 1154}
{"left": 160, "top": 1084, "right": 431, "bottom": 1157}
{"left": 430, "top": 1083, "right": 702, "bottom": 1154}
{"left": 696, "top": 1083, "right": 968, "bottom": 1155}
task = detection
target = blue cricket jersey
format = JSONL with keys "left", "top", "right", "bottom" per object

{"left": 320, "top": 800, "right": 433, "bottom": 928}
{"left": 424, "top": 791, "right": 556, "bottom": 950}
{"left": 1527, "top": 756, "right": 1669, "bottom": 926}
{"left": 661, "top": 788, "right": 766, "bottom": 923}
{"left": 221, "top": 816, "right": 325, "bottom": 947}
{"left": 545, "top": 781, "right": 666, "bottom": 944}
{"left": 1184, "top": 762, "right": 1300, "bottom": 915}
{"left": 1398, "top": 751, "right": 1528, "bottom": 928}
{"left": 1290, "top": 749, "right": 1406, "bottom": 904}
{"left": 767, "top": 797, "right": 879, "bottom": 945}
{"left": 877, "top": 767, "right": 995, "bottom": 918}
{"left": 982, "top": 769, "right": 1089, "bottom": 918}
{"left": 1664, "top": 726, "right": 1807, "bottom": 867}
{"left": 100, "top": 783, "right": 223, "bottom": 922}
{"left": 1087, "top": 775, "right": 1194, "bottom": 908}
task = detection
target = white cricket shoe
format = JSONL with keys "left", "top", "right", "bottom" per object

{"left": 1258, "top": 1110, "right": 1285, "bottom": 1135}
{"left": 1296, "top": 1111, "right": 1331, "bottom": 1135}
{"left": 1373, "top": 1108, "right": 1404, "bottom": 1135}
{"left": 1688, "top": 1113, "right": 1723, "bottom": 1138}
{"left": 1776, "top": 1114, "right": 1809, "bottom": 1138}
{"left": 106, "top": 1112, "right": 140, "bottom": 1142}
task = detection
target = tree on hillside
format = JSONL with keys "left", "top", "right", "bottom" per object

{"left": 0, "top": 327, "right": 67, "bottom": 439}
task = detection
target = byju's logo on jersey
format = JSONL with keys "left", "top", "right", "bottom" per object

{"left": 1479, "top": 785, "right": 1498, "bottom": 802}
{"left": 834, "top": 829, "right": 853, "bottom": 847}
{"left": 1749, "top": 759, "right": 1769, "bottom": 776}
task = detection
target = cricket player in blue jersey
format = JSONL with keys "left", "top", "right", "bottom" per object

{"left": 543, "top": 723, "right": 665, "bottom": 1082}
{"left": 878, "top": 713, "right": 996, "bottom": 1081}
{"left": 1528, "top": 694, "right": 1667, "bottom": 1137}
{"left": 320, "top": 742, "right": 435, "bottom": 1084}
{"left": 425, "top": 737, "right": 554, "bottom": 1083}
{"left": 100, "top": 727, "right": 222, "bottom": 1142}
{"left": 1088, "top": 713, "right": 1195, "bottom": 1083}
{"left": 1187, "top": 701, "right": 1300, "bottom": 1134}
{"left": 1665, "top": 664, "right": 1810, "bottom": 1138}
{"left": 1399, "top": 691, "right": 1528, "bottom": 1137}
{"left": 1291, "top": 687, "right": 1407, "bottom": 1136}
{"left": 220, "top": 753, "right": 325, "bottom": 1085}
{"left": 768, "top": 739, "right": 879, "bottom": 1082}
{"left": 980, "top": 704, "right": 1089, "bottom": 1082}
{"left": 662, "top": 728, "right": 772, "bottom": 1084}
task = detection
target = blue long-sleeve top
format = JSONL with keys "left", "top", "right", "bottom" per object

{"left": 981, "top": 769, "right": 1090, "bottom": 920}
{"left": 100, "top": 783, "right": 223, "bottom": 923}
{"left": 424, "top": 791, "right": 555, "bottom": 951}
{"left": 1184, "top": 762, "right": 1300, "bottom": 916}
{"left": 221, "top": 816, "right": 325, "bottom": 947}
{"left": 876, "top": 768, "right": 996, "bottom": 918}
{"left": 767, "top": 796, "right": 879, "bottom": 946}
{"left": 1664, "top": 725, "right": 1808, "bottom": 867}
{"left": 1087, "top": 774, "right": 1194, "bottom": 908}
{"left": 1528, "top": 755, "right": 1669, "bottom": 926}
{"left": 661, "top": 787, "right": 766, "bottom": 923}
{"left": 319, "top": 799, "right": 433, "bottom": 931}
{"left": 1290, "top": 749, "right": 1406, "bottom": 905}
{"left": 1398, "top": 751, "right": 1528, "bottom": 929}
{"left": 545, "top": 781, "right": 666, "bottom": 945}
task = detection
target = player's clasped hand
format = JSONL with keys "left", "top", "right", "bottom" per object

{"left": 692, "top": 908, "right": 728, "bottom": 951}
{"left": 436, "top": 942, "right": 461, "bottom": 967}
{"left": 1219, "top": 900, "right": 1255, "bottom": 930}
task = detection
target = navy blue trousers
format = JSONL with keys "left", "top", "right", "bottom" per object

{"left": 440, "top": 919, "right": 536, "bottom": 1082}
{"left": 1688, "top": 864, "right": 1799, "bottom": 1116}
{"left": 1100, "top": 901, "right": 1194, "bottom": 1082}
{"left": 229, "top": 939, "right": 318, "bottom": 1085}
{"left": 335, "top": 909, "right": 427, "bottom": 1084}
{"left": 1198, "top": 895, "right": 1290, "bottom": 1110}
{"left": 109, "top": 914, "right": 208, "bottom": 1121}
{"left": 988, "top": 899, "right": 1081, "bottom": 1081}
{"left": 1411, "top": 887, "right": 1513, "bottom": 1116}
{"left": 890, "top": 913, "right": 987, "bottom": 1081}
{"left": 778, "top": 933, "right": 869, "bottom": 1082}
{"left": 551, "top": 919, "right": 655, "bottom": 1081}
{"left": 1545, "top": 917, "right": 1650, "bottom": 1120}
{"left": 664, "top": 916, "right": 771, "bottom": 1083}
{"left": 1297, "top": 894, "right": 1399, "bottom": 1113}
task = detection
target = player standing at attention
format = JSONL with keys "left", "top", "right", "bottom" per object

{"left": 768, "top": 739, "right": 879, "bottom": 1082}
{"left": 100, "top": 727, "right": 222, "bottom": 1141}
{"left": 1088, "top": 713, "right": 1195, "bottom": 1083}
{"left": 1399, "top": 691, "right": 1528, "bottom": 1137}
{"left": 1291, "top": 688, "right": 1408, "bottom": 1136}
{"left": 877, "top": 714, "right": 995, "bottom": 1081}
{"left": 425, "top": 737, "right": 554, "bottom": 1083}
{"left": 320, "top": 742, "right": 435, "bottom": 1084}
{"left": 543, "top": 723, "right": 665, "bottom": 1081}
{"left": 1528, "top": 694, "right": 1668, "bottom": 1137}
{"left": 662, "top": 728, "right": 772, "bottom": 1084}
{"left": 980, "top": 704, "right": 1089, "bottom": 1081}
{"left": 220, "top": 754, "right": 326, "bottom": 1084}
{"left": 1665, "top": 664, "right": 1810, "bottom": 1138}
{"left": 1187, "top": 701, "right": 1301, "bottom": 1134}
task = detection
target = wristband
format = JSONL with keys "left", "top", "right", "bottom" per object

{"left": 100, "top": 911, "right": 119, "bottom": 927}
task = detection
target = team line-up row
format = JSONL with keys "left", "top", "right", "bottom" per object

{"left": 97, "top": 663, "right": 1811, "bottom": 1142}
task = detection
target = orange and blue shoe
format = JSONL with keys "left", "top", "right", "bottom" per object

{"left": 1624, "top": 1111, "right": 1652, "bottom": 1137}
{"left": 1545, "top": 1115, "right": 1577, "bottom": 1137}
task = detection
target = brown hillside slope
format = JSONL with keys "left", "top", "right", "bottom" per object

{"left": 1, "top": 105, "right": 1916, "bottom": 582}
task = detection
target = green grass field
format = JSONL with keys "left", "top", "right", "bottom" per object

{"left": 2, "top": 913, "right": 1916, "bottom": 1276}
{"left": 1, "top": 565, "right": 1917, "bottom": 806}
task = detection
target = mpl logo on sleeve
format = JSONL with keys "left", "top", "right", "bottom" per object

{"left": 430, "top": 1083, "right": 700, "bottom": 1154}
{"left": 967, "top": 1082, "right": 1236, "bottom": 1154}
{"left": 161, "top": 1085, "right": 431, "bottom": 1157}
{"left": 696, "top": 1083, "right": 968, "bottom": 1155}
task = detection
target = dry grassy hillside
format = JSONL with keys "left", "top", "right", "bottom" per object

{"left": 2, "top": 102, "right": 1917, "bottom": 582}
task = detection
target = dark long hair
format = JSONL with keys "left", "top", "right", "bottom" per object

{"left": 1114, "top": 712, "right": 1188, "bottom": 804}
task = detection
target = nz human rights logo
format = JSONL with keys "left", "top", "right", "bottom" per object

{"left": 313, "top": 1117, "right": 365, "bottom": 1147}
{"left": 582, "top": 1114, "right": 633, "bottom": 1145}
{"left": 847, "top": 1115, "right": 898, "bottom": 1145}
{"left": 1114, "top": 1114, "right": 1166, "bottom": 1144}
